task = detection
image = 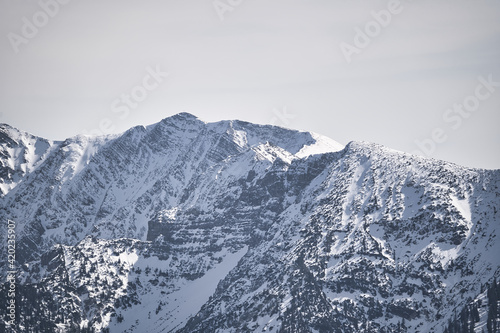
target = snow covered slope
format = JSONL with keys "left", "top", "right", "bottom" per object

{"left": 0, "top": 124, "right": 57, "bottom": 196}
{"left": 0, "top": 113, "right": 498, "bottom": 333}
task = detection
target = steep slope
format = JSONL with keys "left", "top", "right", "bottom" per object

{"left": 0, "top": 113, "right": 498, "bottom": 333}
{"left": 0, "top": 113, "right": 341, "bottom": 264}
{"left": 0, "top": 124, "right": 57, "bottom": 196}
{"left": 178, "top": 142, "right": 500, "bottom": 333}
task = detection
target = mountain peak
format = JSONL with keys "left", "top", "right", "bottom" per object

{"left": 163, "top": 112, "right": 200, "bottom": 122}
{"left": 1, "top": 115, "right": 499, "bottom": 333}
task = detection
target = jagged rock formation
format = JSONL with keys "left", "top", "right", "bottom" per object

{"left": 0, "top": 113, "right": 499, "bottom": 332}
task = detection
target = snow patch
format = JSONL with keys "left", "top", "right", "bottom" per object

{"left": 295, "top": 132, "right": 344, "bottom": 158}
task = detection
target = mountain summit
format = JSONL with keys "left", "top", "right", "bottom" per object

{"left": 1, "top": 114, "right": 499, "bottom": 332}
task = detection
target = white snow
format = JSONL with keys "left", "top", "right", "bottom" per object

{"left": 159, "top": 207, "right": 179, "bottom": 222}
{"left": 295, "top": 132, "right": 344, "bottom": 158}
{"left": 114, "top": 246, "right": 248, "bottom": 333}
{"left": 231, "top": 128, "right": 247, "bottom": 148}
{"left": 159, "top": 246, "right": 248, "bottom": 331}
{"left": 72, "top": 136, "right": 101, "bottom": 175}
{"left": 451, "top": 194, "right": 471, "bottom": 224}
{"left": 0, "top": 126, "right": 57, "bottom": 195}
{"left": 252, "top": 142, "right": 294, "bottom": 164}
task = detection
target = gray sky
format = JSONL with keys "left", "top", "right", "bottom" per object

{"left": 1, "top": 0, "right": 499, "bottom": 169}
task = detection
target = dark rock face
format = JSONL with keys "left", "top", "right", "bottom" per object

{"left": 0, "top": 114, "right": 499, "bottom": 333}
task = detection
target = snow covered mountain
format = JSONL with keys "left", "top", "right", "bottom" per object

{"left": 0, "top": 124, "right": 56, "bottom": 196}
{"left": 0, "top": 113, "right": 499, "bottom": 333}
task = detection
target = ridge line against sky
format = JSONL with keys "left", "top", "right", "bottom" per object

{"left": 1, "top": 0, "right": 499, "bottom": 169}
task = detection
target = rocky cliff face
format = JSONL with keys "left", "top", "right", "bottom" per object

{"left": 0, "top": 113, "right": 499, "bottom": 332}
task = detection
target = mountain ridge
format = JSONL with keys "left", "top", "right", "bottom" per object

{"left": 1, "top": 113, "right": 499, "bottom": 333}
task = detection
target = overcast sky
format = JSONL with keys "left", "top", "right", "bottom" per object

{"left": 1, "top": 0, "right": 499, "bottom": 169}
